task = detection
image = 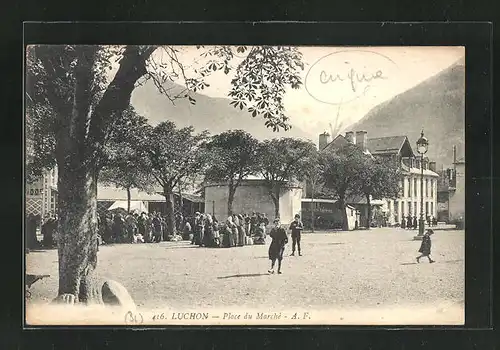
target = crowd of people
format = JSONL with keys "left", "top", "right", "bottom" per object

{"left": 188, "top": 211, "right": 271, "bottom": 248}
{"left": 98, "top": 211, "right": 169, "bottom": 244}
{"left": 400, "top": 214, "right": 438, "bottom": 229}
{"left": 95, "top": 210, "right": 274, "bottom": 248}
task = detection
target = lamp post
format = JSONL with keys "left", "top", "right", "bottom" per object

{"left": 414, "top": 130, "right": 428, "bottom": 240}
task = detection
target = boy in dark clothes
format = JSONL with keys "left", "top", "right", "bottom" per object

{"left": 417, "top": 229, "right": 435, "bottom": 263}
{"left": 289, "top": 214, "right": 304, "bottom": 256}
{"left": 268, "top": 218, "right": 288, "bottom": 274}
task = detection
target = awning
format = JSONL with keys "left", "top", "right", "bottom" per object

{"left": 108, "top": 200, "right": 148, "bottom": 213}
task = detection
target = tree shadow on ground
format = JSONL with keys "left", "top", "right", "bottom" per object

{"left": 217, "top": 273, "right": 269, "bottom": 279}
{"left": 163, "top": 245, "right": 199, "bottom": 249}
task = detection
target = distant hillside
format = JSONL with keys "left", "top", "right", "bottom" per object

{"left": 349, "top": 61, "right": 465, "bottom": 169}
{"left": 131, "top": 80, "right": 313, "bottom": 142}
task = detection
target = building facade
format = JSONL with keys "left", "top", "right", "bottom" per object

{"left": 448, "top": 158, "right": 465, "bottom": 223}
{"left": 203, "top": 177, "right": 302, "bottom": 224}
{"left": 25, "top": 166, "right": 58, "bottom": 218}
{"left": 319, "top": 131, "right": 439, "bottom": 227}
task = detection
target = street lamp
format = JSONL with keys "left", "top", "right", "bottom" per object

{"left": 414, "top": 130, "right": 428, "bottom": 240}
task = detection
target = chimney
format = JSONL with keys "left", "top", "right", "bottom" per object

{"left": 429, "top": 161, "right": 436, "bottom": 172}
{"left": 355, "top": 131, "right": 367, "bottom": 151}
{"left": 318, "top": 131, "right": 332, "bottom": 151}
{"left": 345, "top": 131, "right": 355, "bottom": 144}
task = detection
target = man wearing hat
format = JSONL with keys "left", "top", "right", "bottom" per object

{"left": 289, "top": 214, "right": 304, "bottom": 256}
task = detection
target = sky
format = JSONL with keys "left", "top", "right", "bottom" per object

{"left": 150, "top": 46, "right": 465, "bottom": 136}
{"left": 106, "top": 46, "right": 464, "bottom": 137}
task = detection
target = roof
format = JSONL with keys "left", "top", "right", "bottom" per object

{"left": 301, "top": 198, "right": 357, "bottom": 210}
{"left": 98, "top": 186, "right": 165, "bottom": 201}
{"left": 403, "top": 167, "right": 440, "bottom": 177}
{"left": 366, "top": 136, "right": 407, "bottom": 154}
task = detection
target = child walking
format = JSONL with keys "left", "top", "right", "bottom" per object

{"left": 416, "top": 229, "right": 435, "bottom": 263}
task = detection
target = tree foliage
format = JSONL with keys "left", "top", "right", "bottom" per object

{"left": 319, "top": 143, "right": 367, "bottom": 230}
{"left": 25, "top": 44, "right": 306, "bottom": 304}
{"left": 356, "top": 157, "right": 402, "bottom": 201}
{"left": 257, "top": 138, "right": 316, "bottom": 218}
{"left": 319, "top": 143, "right": 403, "bottom": 230}
{"left": 204, "top": 130, "right": 259, "bottom": 216}
{"left": 99, "top": 106, "right": 155, "bottom": 209}
{"left": 227, "top": 46, "right": 304, "bottom": 131}
{"left": 142, "top": 121, "right": 210, "bottom": 235}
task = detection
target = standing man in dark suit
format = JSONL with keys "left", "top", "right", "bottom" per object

{"left": 289, "top": 214, "right": 304, "bottom": 256}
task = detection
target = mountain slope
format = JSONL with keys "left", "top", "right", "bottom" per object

{"left": 349, "top": 62, "right": 465, "bottom": 168}
{"left": 131, "top": 81, "right": 314, "bottom": 142}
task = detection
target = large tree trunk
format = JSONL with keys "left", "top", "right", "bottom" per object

{"left": 163, "top": 185, "right": 176, "bottom": 238}
{"left": 339, "top": 198, "right": 349, "bottom": 231}
{"left": 36, "top": 45, "right": 157, "bottom": 305}
{"left": 178, "top": 186, "right": 183, "bottom": 217}
{"left": 365, "top": 194, "right": 371, "bottom": 230}
{"left": 52, "top": 46, "right": 103, "bottom": 304}
{"left": 269, "top": 186, "right": 280, "bottom": 219}
{"left": 227, "top": 183, "right": 236, "bottom": 217}
{"left": 56, "top": 165, "right": 102, "bottom": 304}
{"left": 126, "top": 186, "right": 131, "bottom": 214}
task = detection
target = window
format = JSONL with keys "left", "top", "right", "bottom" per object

{"left": 425, "top": 202, "right": 429, "bottom": 216}
{"left": 431, "top": 180, "right": 434, "bottom": 198}
{"left": 414, "top": 178, "right": 417, "bottom": 197}
{"left": 425, "top": 179, "right": 428, "bottom": 197}
{"left": 401, "top": 201, "right": 404, "bottom": 216}
{"left": 407, "top": 202, "right": 412, "bottom": 216}
{"left": 403, "top": 178, "right": 407, "bottom": 197}
{"left": 414, "top": 201, "right": 417, "bottom": 216}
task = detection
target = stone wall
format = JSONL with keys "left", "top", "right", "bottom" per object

{"left": 204, "top": 180, "right": 302, "bottom": 224}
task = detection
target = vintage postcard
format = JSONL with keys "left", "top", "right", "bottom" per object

{"left": 25, "top": 45, "right": 465, "bottom": 326}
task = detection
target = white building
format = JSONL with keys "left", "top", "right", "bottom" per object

{"left": 203, "top": 176, "right": 302, "bottom": 224}
{"left": 319, "top": 131, "right": 439, "bottom": 226}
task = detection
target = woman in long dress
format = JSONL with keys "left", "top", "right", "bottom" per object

{"left": 225, "top": 216, "right": 236, "bottom": 247}
{"left": 232, "top": 214, "right": 240, "bottom": 246}
{"left": 212, "top": 218, "right": 221, "bottom": 247}
{"left": 204, "top": 214, "right": 214, "bottom": 247}
{"left": 237, "top": 214, "right": 245, "bottom": 246}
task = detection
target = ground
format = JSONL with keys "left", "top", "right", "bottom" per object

{"left": 26, "top": 228, "right": 464, "bottom": 324}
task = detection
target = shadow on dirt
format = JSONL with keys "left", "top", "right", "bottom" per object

{"left": 217, "top": 273, "right": 269, "bottom": 279}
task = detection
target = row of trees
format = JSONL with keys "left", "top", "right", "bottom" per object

{"left": 99, "top": 107, "right": 401, "bottom": 234}
{"left": 26, "top": 45, "right": 306, "bottom": 303}
{"left": 25, "top": 44, "right": 400, "bottom": 304}
{"left": 98, "top": 107, "right": 317, "bottom": 233}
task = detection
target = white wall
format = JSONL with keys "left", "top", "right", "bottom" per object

{"left": 204, "top": 181, "right": 303, "bottom": 224}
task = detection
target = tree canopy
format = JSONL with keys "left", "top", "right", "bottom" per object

{"left": 204, "top": 129, "right": 259, "bottom": 216}
{"left": 257, "top": 137, "right": 316, "bottom": 218}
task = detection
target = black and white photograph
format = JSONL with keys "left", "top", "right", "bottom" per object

{"left": 25, "top": 45, "right": 465, "bottom": 325}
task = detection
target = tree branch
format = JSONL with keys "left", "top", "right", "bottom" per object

{"left": 88, "top": 45, "right": 158, "bottom": 151}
